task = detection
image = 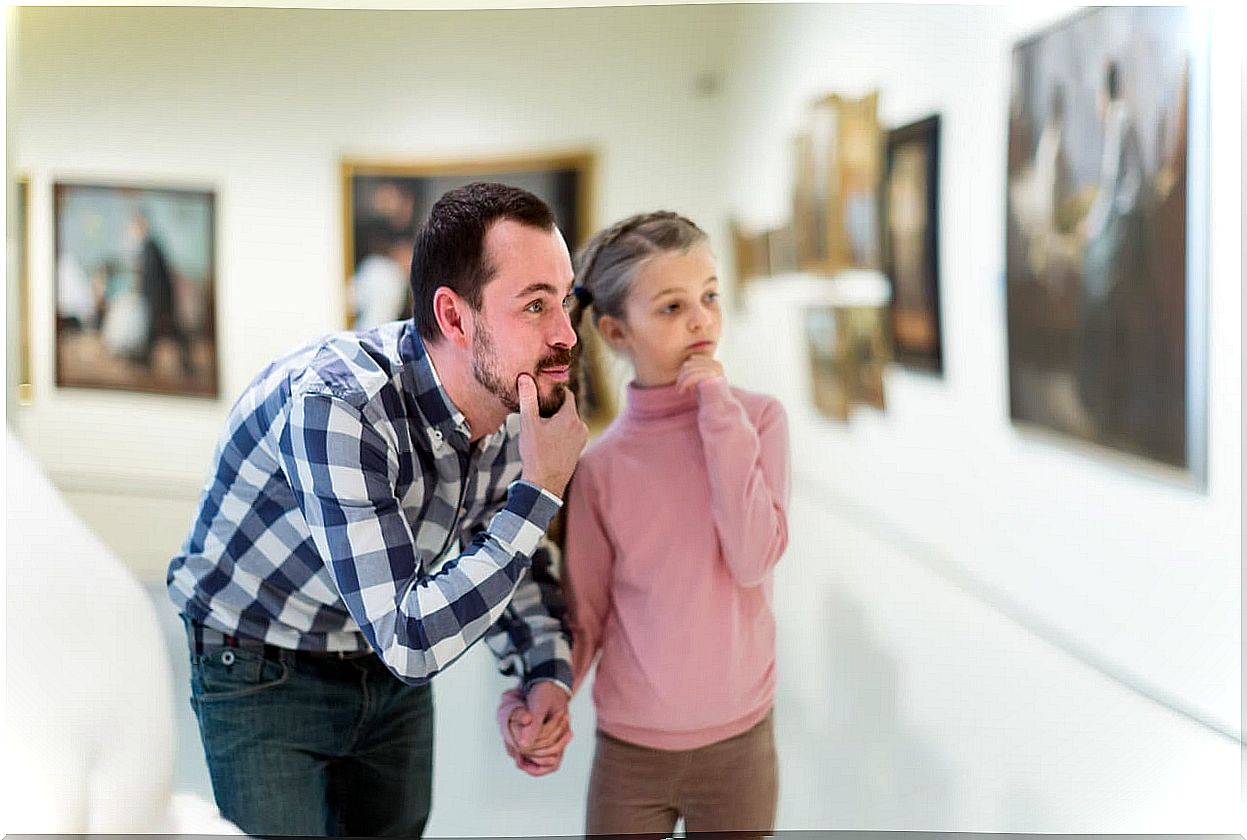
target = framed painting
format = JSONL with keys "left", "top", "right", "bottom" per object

{"left": 342, "top": 152, "right": 593, "bottom": 327}
{"left": 54, "top": 182, "right": 218, "bottom": 398}
{"left": 342, "top": 152, "right": 616, "bottom": 427}
{"left": 16, "top": 177, "right": 32, "bottom": 404}
{"left": 795, "top": 92, "right": 884, "bottom": 276}
{"left": 804, "top": 303, "right": 890, "bottom": 421}
{"left": 883, "top": 114, "right": 943, "bottom": 374}
{"left": 1005, "top": 5, "right": 1204, "bottom": 479}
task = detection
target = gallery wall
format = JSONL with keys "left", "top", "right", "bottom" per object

{"left": 715, "top": 2, "right": 1240, "bottom": 737}
{"left": 8, "top": 0, "right": 1240, "bottom": 761}
{"left": 9, "top": 4, "right": 737, "bottom": 575}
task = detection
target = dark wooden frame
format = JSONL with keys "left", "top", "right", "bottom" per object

{"left": 882, "top": 114, "right": 943, "bottom": 374}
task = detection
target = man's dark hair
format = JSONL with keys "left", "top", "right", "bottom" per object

{"left": 410, "top": 182, "right": 556, "bottom": 342}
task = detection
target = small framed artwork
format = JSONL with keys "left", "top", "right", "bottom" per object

{"left": 883, "top": 114, "right": 943, "bottom": 374}
{"left": 804, "top": 305, "right": 851, "bottom": 421}
{"left": 341, "top": 152, "right": 594, "bottom": 330}
{"left": 836, "top": 305, "right": 891, "bottom": 411}
{"left": 54, "top": 182, "right": 218, "bottom": 398}
{"left": 796, "top": 92, "right": 885, "bottom": 276}
{"left": 16, "top": 177, "right": 32, "bottom": 404}
{"left": 342, "top": 152, "right": 615, "bottom": 428}
{"left": 804, "top": 303, "right": 891, "bottom": 422}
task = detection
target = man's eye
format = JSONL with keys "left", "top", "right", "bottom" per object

{"left": 562, "top": 296, "right": 575, "bottom": 312}
{"left": 526, "top": 301, "right": 543, "bottom": 314}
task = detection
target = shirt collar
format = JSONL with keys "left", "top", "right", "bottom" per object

{"left": 398, "top": 322, "right": 472, "bottom": 444}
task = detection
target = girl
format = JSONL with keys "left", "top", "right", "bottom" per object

{"left": 499, "top": 211, "right": 790, "bottom": 837}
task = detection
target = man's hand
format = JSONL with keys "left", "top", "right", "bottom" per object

{"left": 501, "top": 682, "right": 573, "bottom": 776}
{"left": 676, "top": 355, "right": 725, "bottom": 395}
{"left": 517, "top": 374, "right": 588, "bottom": 498}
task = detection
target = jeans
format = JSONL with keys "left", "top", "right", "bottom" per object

{"left": 187, "top": 629, "right": 434, "bottom": 837}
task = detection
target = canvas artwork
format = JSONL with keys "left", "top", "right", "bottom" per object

{"left": 1005, "top": 5, "right": 1200, "bottom": 475}
{"left": 54, "top": 183, "right": 218, "bottom": 397}
{"left": 804, "top": 305, "right": 851, "bottom": 421}
{"left": 793, "top": 92, "right": 885, "bottom": 276}
{"left": 805, "top": 304, "right": 891, "bottom": 421}
{"left": 342, "top": 153, "right": 616, "bottom": 427}
{"left": 883, "top": 114, "right": 943, "bottom": 374}
{"left": 343, "top": 154, "right": 591, "bottom": 328}
{"left": 730, "top": 218, "right": 769, "bottom": 286}
{"left": 16, "top": 178, "right": 32, "bottom": 403}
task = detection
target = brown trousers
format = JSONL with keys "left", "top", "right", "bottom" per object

{"left": 585, "top": 711, "right": 778, "bottom": 839}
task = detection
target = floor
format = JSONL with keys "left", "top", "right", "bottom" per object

{"left": 144, "top": 491, "right": 1241, "bottom": 837}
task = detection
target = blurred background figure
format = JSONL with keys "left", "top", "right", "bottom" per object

{"left": 129, "top": 212, "right": 196, "bottom": 377}
{"left": 55, "top": 250, "right": 99, "bottom": 333}
{"left": 351, "top": 180, "right": 417, "bottom": 327}
{"left": 1074, "top": 59, "right": 1167, "bottom": 458}
{"left": 350, "top": 226, "right": 412, "bottom": 329}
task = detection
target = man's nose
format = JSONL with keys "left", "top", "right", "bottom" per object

{"left": 551, "top": 306, "right": 578, "bottom": 349}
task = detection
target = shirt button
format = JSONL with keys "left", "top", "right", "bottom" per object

{"left": 221, "top": 650, "right": 236, "bottom": 666}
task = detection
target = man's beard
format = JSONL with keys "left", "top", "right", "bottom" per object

{"left": 472, "top": 325, "right": 572, "bottom": 418}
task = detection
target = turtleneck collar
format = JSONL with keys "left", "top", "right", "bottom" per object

{"left": 621, "top": 380, "right": 700, "bottom": 426}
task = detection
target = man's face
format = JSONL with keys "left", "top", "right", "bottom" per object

{"left": 468, "top": 220, "right": 577, "bottom": 418}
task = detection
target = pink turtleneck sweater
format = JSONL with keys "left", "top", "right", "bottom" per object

{"left": 557, "top": 376, "right": 790, "bottom": 751}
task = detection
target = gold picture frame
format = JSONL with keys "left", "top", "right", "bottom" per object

{"left": 340, "top": 151, "right": 616, "bottom": 429}
{"left": 15, "top": 176, "right": 32, "bottom": 404}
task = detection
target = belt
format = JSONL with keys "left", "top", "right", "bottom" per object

{"left": 185, "top": 619, "right": 375, "bottom": 662}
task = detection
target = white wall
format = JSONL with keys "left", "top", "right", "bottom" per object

{"left": 718, "top": 2, "right": 1240, "bottom": 739}
{"left": 10, "top": 4, "right": 737, "bottom": 577}
{"left": 7, "top": 2, "right": 1242, "bottom": 831}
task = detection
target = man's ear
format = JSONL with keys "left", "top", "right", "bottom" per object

{"left": 432, "top": 287, "right": 472, "bottom": 350}
{"left": 596, "top": 313, "right": 630, "bottom": 352}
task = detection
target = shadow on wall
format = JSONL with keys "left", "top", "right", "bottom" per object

{"left": 819, "top": 587, "right": 955, "bottom": 827}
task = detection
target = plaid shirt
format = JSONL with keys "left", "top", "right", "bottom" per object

{"left": 167, "top": 320, "right": 573, "bottom": 691}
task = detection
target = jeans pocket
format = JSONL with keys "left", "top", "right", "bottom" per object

{"left": 192, "top": 648, "right": 289, "bottom": 702}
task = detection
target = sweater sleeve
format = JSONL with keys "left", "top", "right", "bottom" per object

{"left": 562, "top": 461, "right": 614, "bottom": 694}
{"left": 695, "top": 378, "right": 791, "bottom": 588}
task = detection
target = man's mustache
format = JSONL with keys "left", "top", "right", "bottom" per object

{"left": 536, "top": 348, "right": 575, "bottom": 371}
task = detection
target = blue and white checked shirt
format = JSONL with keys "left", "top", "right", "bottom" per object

{"left": 167, "top": 320, "right": 573, "bottom": 691}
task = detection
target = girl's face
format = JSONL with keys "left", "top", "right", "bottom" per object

{"left": 599, "top": 243, "right": 722, "bottom": 387}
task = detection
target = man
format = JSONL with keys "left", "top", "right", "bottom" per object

{"left": 167, "top": 183, "right": 587, "bottom": 836}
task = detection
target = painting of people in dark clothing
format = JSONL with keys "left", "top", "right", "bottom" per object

{"left": 342, "top": 154, "right": 590, "bottom": 331}
{"left": 55, "top": 183, "right": 217, "bottom": 397}
{"left": 1005, "top": 6, "right": 1202, "bottom": 480}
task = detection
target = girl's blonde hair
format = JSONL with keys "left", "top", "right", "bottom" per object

{"left": 569, "top": 210, "right": 708, "bottom": 333}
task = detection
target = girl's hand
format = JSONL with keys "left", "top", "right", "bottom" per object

{"left": 505, "top": 707, "right": 572, "bottom": 776}
{"left": 676, "top": 355, "right": 725, "bottom": 395}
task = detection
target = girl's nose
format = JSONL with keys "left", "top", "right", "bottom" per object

{"left": 688, "top": 306, "right": 710, "bottom": 332}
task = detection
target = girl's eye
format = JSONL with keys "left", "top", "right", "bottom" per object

{"left": 662, "top": 302, "right": 681, "bottom": 314}
{"left": 705, "top": 291, "right": 720, "bottom": 304}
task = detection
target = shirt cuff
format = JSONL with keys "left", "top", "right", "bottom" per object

{"left": 525, "top": 675, "right": 573, "bottom": 697}
{"left": 491, "top": 479, "right": 564, "bottom": 560}
{"left": 522, "top": 654, "right": 574, "bottom": 695}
